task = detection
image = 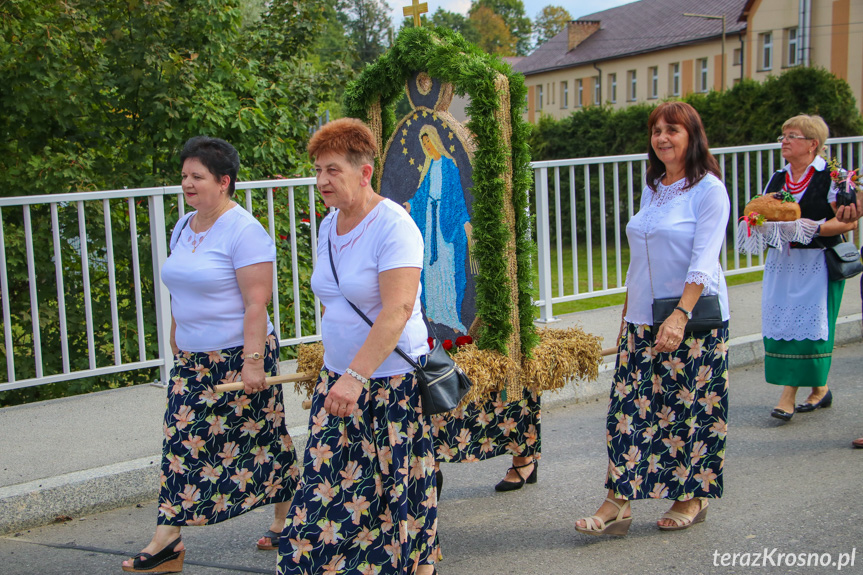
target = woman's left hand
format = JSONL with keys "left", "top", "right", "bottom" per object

{"left": 655, "top": 312, "right": 688, "bottom": 353}
{"left": 324, "top": 374, "right": 364, "bottom": 418}
{"left": 241, "top": 360, "right": 268, "bottom": 394}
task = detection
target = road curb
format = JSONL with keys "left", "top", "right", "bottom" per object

{"left": 1, "top": 315, "right": 860, "bottom": 536}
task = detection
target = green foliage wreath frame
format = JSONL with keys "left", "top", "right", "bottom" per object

{"left": 344, "top": 26, "right": 538, "bottom": 358}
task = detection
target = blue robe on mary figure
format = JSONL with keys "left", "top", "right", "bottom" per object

{"left": 408, "top": 155, "right": 470, "bottom": 333}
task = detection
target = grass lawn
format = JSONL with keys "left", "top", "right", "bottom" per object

{"left": 532, "top": 244, "right": 763, "bottom": 317}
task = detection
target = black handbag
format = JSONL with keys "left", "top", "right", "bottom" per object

{"left": 327, "top": 242, "right": 472, "bottom": 415}
{"left": 645, "top": 205, "right": 724, "bottom": 333}
{"left": 823, "top": 241, "right": 863, "bottom": 281}
{"left": 651, "top": 295, "right": 723, "bottom": 333}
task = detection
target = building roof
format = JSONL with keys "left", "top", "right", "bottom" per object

{"left": 515, "top": 0, "right": 748, "bottom": 75}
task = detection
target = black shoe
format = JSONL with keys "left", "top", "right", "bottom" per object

{"left": 494, "top": 459, "right": 538, "bottom": 492}
{"left": 770, "top": 408, "right": 794, "bottom": 422}
{"left": 796, "top": 389, "right": 832, "bottom": 413}
{"left": 122, "top": 537, "right": 184, "bottom": 573}
{"left": 435, "top": 468, "right": 443, "bottom": 500}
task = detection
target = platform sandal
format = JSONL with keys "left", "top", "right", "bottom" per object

{"left": 121, "top": 537, "right": 184, "bottom": 573}
{"left": 256, "top": 529, "right": 282, "bottom": 551}
{"left": 575, "top": 498, "right": 632, "bottom": 536}
{"left": 657, "top": 498, "right": 709, "bottom": 531}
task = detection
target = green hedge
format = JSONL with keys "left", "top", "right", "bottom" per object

{"left": 530, "top": 66, "right": 863, "bottom": 161}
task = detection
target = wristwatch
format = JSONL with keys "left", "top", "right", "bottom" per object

{"left": 246, "top": 351, "right": 263, "bottom": 360}
{"left": 674, "top": 306, "right": 692, "bottom": 320}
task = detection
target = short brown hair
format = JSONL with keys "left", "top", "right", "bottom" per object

{"left": 308, "top": 118, "right": 377, "bottom": 167}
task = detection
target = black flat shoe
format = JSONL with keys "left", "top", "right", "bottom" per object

{"left": 435, "top": 468, "right": 443, "bottom": 500}
{"left": 770, "top": 408, "right": 794, "bottom": 422}
{"left": 122, "top": 537, "right": 184, "bottom": 573}
{"left": 796, "top": 389, "right": 832, "bottom": 413}
{"left": 494, "top": 459, "right": 538, "bottom": 492}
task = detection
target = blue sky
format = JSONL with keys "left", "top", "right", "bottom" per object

{"left": 389, "top": 0, "right": 637, "bottom": 27}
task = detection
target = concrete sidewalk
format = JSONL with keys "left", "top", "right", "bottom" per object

{"left": 1, "top": 280, "right": 860, "bottom": 536}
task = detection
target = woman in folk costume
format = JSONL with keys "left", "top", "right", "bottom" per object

{"left": 761, "top": 115, "right": 857, "bottom": 422}
{"left": 405, "top": 128, "right": 539, "bottom": 493}
{"left": 575, "top": 101, "right": 730, "bottom": 535}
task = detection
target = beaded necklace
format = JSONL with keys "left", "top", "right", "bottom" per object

{"left": 784, "top": 166, "right": 814, "bottom": 194}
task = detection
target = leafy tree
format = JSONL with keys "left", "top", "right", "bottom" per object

{"left": 533, "top": 5, "right": 571, "bottom": 48}
{"left": 399, "top": 8, "right": 481, "bottom": 47}
{"left": 470, "top": 5, "right": 517, "bottom": 56}
{"left": 470, "top": 0, "right": 532, "bottom": 56}
{"left": 340, "top": 0, "right": 393, "bottom": 69}
{"left": 430, "top": 8, "right": 480, "bottom": 44}
{"left": 0, "top": 0, "right": 338, "bottom": 405}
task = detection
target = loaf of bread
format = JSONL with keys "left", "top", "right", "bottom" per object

{"left": 744, "top": 193, "right": 800, "bottom": 221}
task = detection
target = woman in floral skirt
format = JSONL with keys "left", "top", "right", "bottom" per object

{"left": 575, "top": 102, "right": 730, "bottom": 535}
{"left": 278, "top": 118, "right": 438, "bottom": 575}
{"left": 122, "top": 136, "right": 298, "bottom": 572}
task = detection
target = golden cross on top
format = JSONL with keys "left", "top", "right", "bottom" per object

{"left": 403, "top": 0, "right": 428, "bottom": 27}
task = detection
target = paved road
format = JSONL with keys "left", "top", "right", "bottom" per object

{"left": 2, "top": 342, "right": 862, "bottom": 575}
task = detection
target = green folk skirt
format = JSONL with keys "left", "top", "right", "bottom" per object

{"left": 763, "top": 278, "right": 845, "bottom": 387}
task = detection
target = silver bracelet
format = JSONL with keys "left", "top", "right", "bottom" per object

{"left": 345, "top": 368, "right": 369, "bottom": 385}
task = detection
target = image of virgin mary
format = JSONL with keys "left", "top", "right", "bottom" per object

{"left": 407, "top": 125, "right": 472, "bottom": 334}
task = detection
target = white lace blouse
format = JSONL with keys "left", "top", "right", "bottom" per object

{"left": 624, "top": 173, "right": 731, "bottom": 325}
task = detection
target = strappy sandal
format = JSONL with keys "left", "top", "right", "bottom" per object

{"left": 657, "top": 498, "right": 709, "bottom": 531}
{"left": 121, "top": 537, "right": 184, "bottom": 573}
{"left": 494, "top": 458, "right": 538, "bottom": 492}
{"left": 575, "top": 498, "right": 632, "bottom": 536}
{"left": 256, "top": 529, "right": 282, "bottom": 551}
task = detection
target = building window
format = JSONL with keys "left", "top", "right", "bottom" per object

{"left": 698, "top": 58, "right": 708, "bottom": 92}
{"left": 577, "top": 79, "right": 583, "bottom": 107}
{"left": 537, "top": 85, "right": 543, "bottom": 110}
{"left": 594, "top": 76, "right": 601, "bottom": 105}
{"left": 649, "top": 66, "right": 658, "bottom": 99}
{"left": 760, "top": 32, "right": 773, "bottom": 70}
{"left": 670, "top": 63, "right": 680, "bottom": 96}
{"left": 787, "top": 27, "right": 798, "bottom": 66}
{"left": 609, "top": 73, "right": 617, "bottom": 103}
{"left": 628, "top": 70, "right": 637, "bottom": 101}
{"left": 561, "top": 81, "right": 568, "bottom": 109}
{"left": 733, "top": 47, "right": 742, "bottom": 66}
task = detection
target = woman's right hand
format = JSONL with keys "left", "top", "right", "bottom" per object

{"left": 324, "top": 374, "right": 363, "bottom": 418}
{"left": 654, "top": 312, "right": 687, "bottom": 353}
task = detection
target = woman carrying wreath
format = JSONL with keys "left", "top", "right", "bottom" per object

{"left": 278, "top": 118, "right": 438, "bottom": 575}
{"left": 575, "top": 102, "right": 730, "bottom": 535}
{"left": 404, "top": 129, "right": 540, "bottom": 495}
{"left": 122, "top": 136, "right": 298, "bottom": 572}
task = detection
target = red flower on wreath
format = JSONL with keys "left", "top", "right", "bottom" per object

{"left": 455, "top": 335, "right": 473, "bottom": 347}
{"left": 427, "top": 337, "right": 434, "bottom": 349}
{"left": 442, "top": 339, "right": 453, "bottom": 350}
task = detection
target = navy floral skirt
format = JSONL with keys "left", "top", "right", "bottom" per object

{"left": 157, "top": 333, "right": 299, "bottom": 526}
{"left": 431, "top": 389, "right": 541, "bottom": 463}
{"left": 278, "top": 369, "right": 439, "bottom": 575}
{"left": 606, "top": 322, "right": 729, "bottom": 501}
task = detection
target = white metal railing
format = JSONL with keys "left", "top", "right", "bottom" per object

{"left": 1, "top": 137, "right": 861, "bottom": 393}
{"left": 531, "top": 137, "right": 863, "bottom": 322}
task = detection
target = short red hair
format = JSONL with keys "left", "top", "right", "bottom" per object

{"left": 308, "top": 118, "right": 377, "bottom": 167}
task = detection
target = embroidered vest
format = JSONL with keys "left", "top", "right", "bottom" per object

{"left": 763, "top": 169, "right": 839, "bottom": 249}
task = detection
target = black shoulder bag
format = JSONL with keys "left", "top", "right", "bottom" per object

{"left": 823, "top": 239, "right": 863, "bottom": 281}
{"left": 327, "top": 241, "right": 472, "bottom": 415}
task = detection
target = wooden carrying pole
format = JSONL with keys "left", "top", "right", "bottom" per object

{"left": 601, "top": 347, "right": 618, "bottom": 357}
{"left": 212, "top": 372, "right": 315, "bottom": 393}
